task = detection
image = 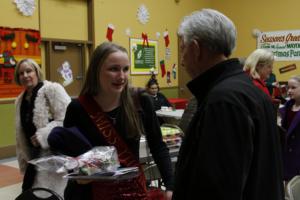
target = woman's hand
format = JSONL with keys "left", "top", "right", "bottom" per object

{"left": 30, "top": 135, "right": 40, "bottom": 147}
{"left": 165, "top": 190, "right": 173, "bottom": 200}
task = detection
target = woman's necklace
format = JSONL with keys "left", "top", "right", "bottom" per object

{"left": 107, "top": 107, "right": 120, "bottom": 125}
{"left": 25, "top": 91, "right": 32, "bottom": 102}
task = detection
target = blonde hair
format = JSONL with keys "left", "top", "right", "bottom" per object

{"left": 14, "top": 58, "right": 44, "bottom": 85}
{"left": 243, "top": 49, "right": 274, "bottom": 79}
{"left": 290, "top": 75, "right": 300, "bottom": 83}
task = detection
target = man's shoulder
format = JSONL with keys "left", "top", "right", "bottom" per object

{"left": 210, "top": 74, "right": 252, "bottom": 96}
{"left": 208, "top": 74, "right": 269, "bottom": 106}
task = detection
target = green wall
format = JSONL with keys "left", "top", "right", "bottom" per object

{"left": 160, "top": 87, "right": 179, "bottom": 98}
{"left": 0, "top": 103, "right": 15, "bottom": 146}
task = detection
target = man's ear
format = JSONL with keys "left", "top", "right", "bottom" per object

{"left": 191, "top": 39, "right": 201, "bottom": 59}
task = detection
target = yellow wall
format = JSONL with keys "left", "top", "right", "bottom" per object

{"left": 0, "top": 0, "right": 39, "bottom": 29}
{"left": 0, "top": 0, "right": 204, "bottom": 154}
{"left": 0, "top": 104, "right": 15, "bottom": 146}
{"left": 210, "top": 0, "right": 300, "bottom": 82}
{"left": 39, "top": 0, "right": 88, "bottom": 40}
{"left": 93, "top": 0, "right": 205, "bottom": 88}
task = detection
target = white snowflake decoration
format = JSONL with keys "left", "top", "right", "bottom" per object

{"left": 156, "top": 32, "right": 161, "bottom": 39}
{"left": 137, "top": 4, "right": 150, "bottom": 25}
{"left": 14, "top": 0, "right": 35, "bottom": 16}
{"left": 125, "top": 28, "right": 131, "bottom": 36}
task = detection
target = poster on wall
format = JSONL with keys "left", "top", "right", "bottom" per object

{"left": 279, "top": 63, "right": 297, "bottom": 74}
{"left": 257, "top": 30, "right": 300, "bottom": 61}
{"left": 0, "top": 27, "right": 41, "bottom": 99}
{"left": 130, "top": 38, "right": 158, "bottom": 74}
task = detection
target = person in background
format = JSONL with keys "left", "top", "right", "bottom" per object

{"left": 266, "top": 72, "right": 277, "bottom": 96}
{"left": 178, "top": 96, "right": 197, "bottom": 134}
{"left": 173, "top": 8, "right": 284, "bottom": 200}
{"left": 243, "top": 48, "right": 274, "bottom": 98}
{"left": 14, "top": 58, "right": 71, "bottom": 196}
{"left": 266, "top": 72, "right": 288, "bottom": 105}
{"left": 279, "top": 75, "right": 300, "bottom": 182}
{"left": 145, "top": 78, "right": 172, "bottom": 111}
{"left": 48, "top": 42, "right": 174, "bottom": 200}
{"left": 244, "top": 49, "right": 282, "bottom": 108}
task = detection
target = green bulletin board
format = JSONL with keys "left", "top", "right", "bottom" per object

{"left": 130, "top": 38, "right": 158, "bottom": 74}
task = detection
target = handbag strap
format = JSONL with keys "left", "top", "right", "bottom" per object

{"left": 16, "top": 187, "right": 63, "bottom": 200}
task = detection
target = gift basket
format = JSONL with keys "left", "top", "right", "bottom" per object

{"left": 29, "top": 146, "right": 138, "bottom": 181}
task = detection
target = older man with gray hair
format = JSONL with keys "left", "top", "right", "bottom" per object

{"left": 173, "top": 8, "right": 284, "bottom": 200}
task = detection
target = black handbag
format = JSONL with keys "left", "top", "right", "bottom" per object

{"left": 15, "top": 187, "right": 63, "bottom": 200}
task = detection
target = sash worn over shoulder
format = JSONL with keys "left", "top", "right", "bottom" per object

{"left": 78, "top": 95, "right": 148, "bottom": 200}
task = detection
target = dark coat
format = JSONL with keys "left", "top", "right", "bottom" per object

{"left": 173, "top": 58, "right": 284, "bottom": 200}
{"left": 280, "top": 99, "right": 300, "bottom": 180}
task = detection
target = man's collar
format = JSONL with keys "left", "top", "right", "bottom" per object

{"left": 187, "top": 58, "right": 242, "bottom": 100}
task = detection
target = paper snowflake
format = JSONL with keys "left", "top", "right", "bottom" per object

{"left": 14, "top": 0, "right": 35, "bottom": 16}
{"left": 137, "top": 5, "right": 150, "bottom": 25}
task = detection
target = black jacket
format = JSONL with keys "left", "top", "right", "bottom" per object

{"left": 173, "top": 59, "right": 284, "bottom": 200}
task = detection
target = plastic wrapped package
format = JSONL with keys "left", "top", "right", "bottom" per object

{"left": 29, "top": 146, "right": 120, "bottom": 175}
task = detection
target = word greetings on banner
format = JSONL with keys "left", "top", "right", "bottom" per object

{"left": 257, "top": 30, "right": 300, "bottom": 61}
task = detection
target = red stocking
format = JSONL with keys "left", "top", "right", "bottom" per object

{"left": 106, "top": 24, "right": 114, "bottom": 42}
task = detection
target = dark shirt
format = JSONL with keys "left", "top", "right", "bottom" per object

{"left": 265, "top": 73, "right": 276, "bottom": 95}
{"left": 287, "top": 109, "right": 298, "bottom": 129}
{"left": 20, "top": 82, "right": 43, "bottom": 149}
{"left": 19, "top": 82, "right": 44, "bottom": 191}
{"left": 150, "top": 92, "right": 171, "bottom": 111}
{"left": 173, "top": 58, "right": 284, "bottom": 200}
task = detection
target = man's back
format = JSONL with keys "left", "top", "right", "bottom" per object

{"left": 173, "top": 59, "right": 284, "bottom": 200}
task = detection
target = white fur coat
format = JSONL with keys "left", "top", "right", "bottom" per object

{"left": 15, "top": 80, "right": 71, "bottom": 197}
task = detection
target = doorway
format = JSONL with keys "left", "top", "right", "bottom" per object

{"left": 44, "top": 40, "right": 90, "bottom": 97}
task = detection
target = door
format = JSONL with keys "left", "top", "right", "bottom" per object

{"left": 178, "top": 37, "right": 192, "bottom": 99}
{"left": 47, "top": 42, "right": 85, "bottom": 97}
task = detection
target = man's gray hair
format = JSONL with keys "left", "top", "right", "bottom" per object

{"left": 178, "top": 8, "right": 237, "bottom": 57}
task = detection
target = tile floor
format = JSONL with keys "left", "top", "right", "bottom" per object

{"left": 0, "top": 157, "right": 22, "bottom": 200}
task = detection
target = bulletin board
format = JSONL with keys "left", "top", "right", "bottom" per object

{"left": 0, "top": 27, "right": 41, "bottom": 99}
{"left": 129, "top": 38, "right": 158, "bottom": 74}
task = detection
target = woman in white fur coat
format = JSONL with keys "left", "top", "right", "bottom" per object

{"left": 14, "top": 58, "right": 71, "bottom": 197}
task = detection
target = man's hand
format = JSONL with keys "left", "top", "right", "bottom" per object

{"left": 165, "top": 190, "right": 173, "bottom": 200}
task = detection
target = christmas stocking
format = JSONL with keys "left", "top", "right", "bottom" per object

{"left": 142, "top": 32, "right": 149, "bottom": 47}
{"left": 172, "top": 64, "right": 176, "bottom": 79}
{"left": 167, "top": 71, "right": 171, "bottom": 85}
{"left": 164, "top": 31, "right": 170, "bottom": 47}
{"left": 160, "top": 60, "right": 166, "bottom": 78}
{"left": 106, "top": 24, "right": 114, "bottom": 42}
